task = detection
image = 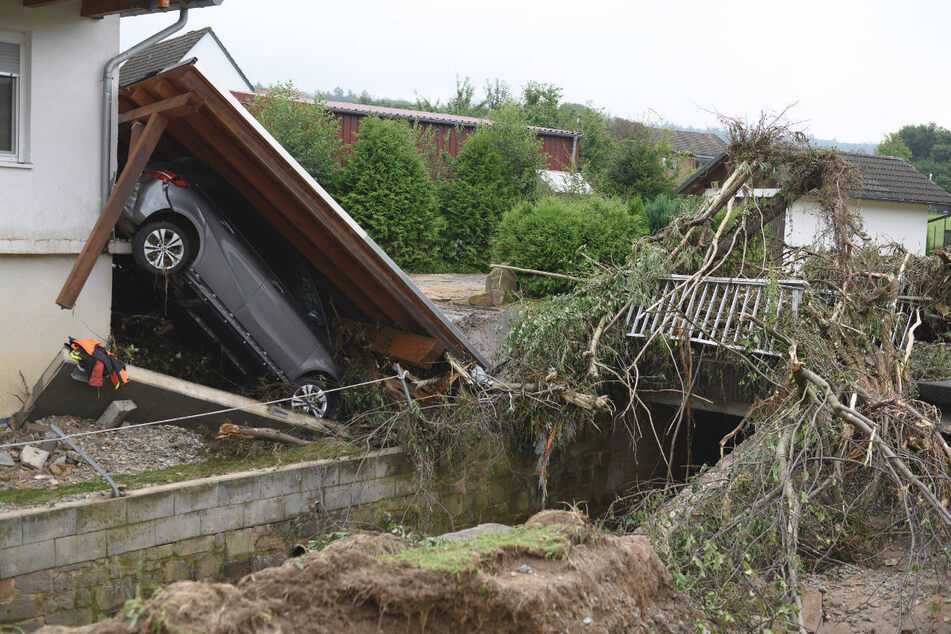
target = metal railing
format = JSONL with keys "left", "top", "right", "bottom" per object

{"left": 626, "top": 274, "right": 927, "bottom": 356}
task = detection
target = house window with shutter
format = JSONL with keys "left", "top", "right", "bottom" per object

{"left": 0, "top": 31, "right": 27, "bottom": 164}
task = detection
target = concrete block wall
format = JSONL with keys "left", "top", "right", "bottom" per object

{"left": 0, "top": 426, "right": 645, "bottom": 630}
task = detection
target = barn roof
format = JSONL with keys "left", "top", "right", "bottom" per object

{"left": 231, "top": 91, "right": 582, "bottom": 139}
{"left": 113, "top": 61, "right": 488, "bottom": 368}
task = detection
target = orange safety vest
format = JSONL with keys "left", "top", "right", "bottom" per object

{"left": 65, "top": 337, "right": 130, "bottom": 389}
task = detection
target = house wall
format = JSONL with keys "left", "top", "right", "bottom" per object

{"left": 185, "top": 35, "right": 250, "bottom": 93}
{"left": 0, "top": 1, "right": 119, "bottom": 415}
{"left": 786, "top": 198, "right": 929, "bottom": 254}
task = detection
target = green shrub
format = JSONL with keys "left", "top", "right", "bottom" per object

{"left": 338, "top": 117, "right": 443, "bottom": 271}
{"left": 644, "top": 193, "right": 680, "bottom": 234}
{"left": 601, "top": 126, "right": 675, "bottom": 201}
{"left": 484, "top": 103, "right": 546, "bottom": 200}
{"left": 440, "top": 129, "right": 518, "bottom": 271}
{"left": 492, "top": 195, "right": 649, "bottom": 295}
{"left": 246, "top": 81, "right": 342, "bottom": 194}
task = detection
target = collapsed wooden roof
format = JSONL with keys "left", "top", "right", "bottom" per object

{"left": 60, "top": 61, "right": 488, "bottom": 369}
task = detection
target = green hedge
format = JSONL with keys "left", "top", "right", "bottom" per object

{"left": 338, "top": 117, "right": 443, "bottom": 271}
{"left": 492, "top": 195, "right": 649, "bottom": 295}
{"left": 440, "top": 130, "right": 518, "bottom": 271}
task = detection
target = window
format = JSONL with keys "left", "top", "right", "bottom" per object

{"left": 0, "top": 30, "right": 27, "bottom": 164}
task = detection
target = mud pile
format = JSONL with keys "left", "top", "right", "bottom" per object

{"left": 41, "top": 511, "right": 696, "bottom": 633}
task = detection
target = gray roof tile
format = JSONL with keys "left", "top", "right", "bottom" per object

{"left": 840, "top": 152, "right": 951, "bottom": 206}
{"left": 651, "top": 128, "right": 728, "bottom": 158}
{"left": 119, "top": 28, "right": 209, "bottom": 87}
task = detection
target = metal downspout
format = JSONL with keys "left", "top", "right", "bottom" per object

{"left": 571, "top": 134, "right": 578, "bottom": 171}
{"left": 100, "top": 8, "right": 189, "bottom": 207}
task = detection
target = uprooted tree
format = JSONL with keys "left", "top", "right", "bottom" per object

{"left": 477, "top": 111, "right": 951, "bottom": 631}
{"left": 316, "top": 110, "right": 950, "bottom": 631}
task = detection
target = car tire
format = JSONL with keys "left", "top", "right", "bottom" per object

{"left": 133, "top": 219, "right": 193, "bottom": 276}
{"left": 289, "top": 374, "right": 340, "bottom": 420}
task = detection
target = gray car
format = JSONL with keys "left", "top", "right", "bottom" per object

{"left": 118, "top": 163, "right": 340, "bottom": 419}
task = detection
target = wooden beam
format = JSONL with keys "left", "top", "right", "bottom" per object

{"left": 56, "top": 113, "right": 167, "bottom": 309}
{"left": 23, "top": 0, "right": 71, "bottom": 7}
{"left": 128, "top": 120, "right": 143, "bottom": 158}
{"left": 80, "top": 0, "right": 137, "bottom": 17}
{"left": 367, "top": 326, "right": 445, "bottom": 368}
{"left": 117, "top": 93, "right": 200, "bottom": 124}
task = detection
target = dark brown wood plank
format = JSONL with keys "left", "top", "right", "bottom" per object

{"left": 23, "top": 0, "right": 70, "bottom": 7}
{"left": 80, "top": 0, "right": 136, "bottom": 17}
{"left": 118, "top": 92, "right": 200, "bottom": 124}
{"left": 367, "top": 327, "right": 445, "bottom": 367}
{"left": 56, "top": 113, "right": 167, "bottom": 309}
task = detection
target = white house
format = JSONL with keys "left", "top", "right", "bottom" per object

{"left": 0, "top": 0, "right": 223, "bottom": 417}
{"left": 676, "top": 151, "right": 951, "bottom": 256}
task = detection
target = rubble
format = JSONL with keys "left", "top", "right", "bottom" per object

{"left": 0, "top": 414, "right": 205, "bottom": 512}
{"left": 19, "top": 446, "right": 49, "bottom": 470}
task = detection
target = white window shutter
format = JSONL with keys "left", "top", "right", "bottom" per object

{"left": 0, "top": 42, "right": 18, "bottom": 75}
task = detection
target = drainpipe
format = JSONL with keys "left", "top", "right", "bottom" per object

{"left": 570, "top": 134, "right": 579, "bottom": 172}
{"left": 100, "top": 8, "right": 189, "bottom": 207}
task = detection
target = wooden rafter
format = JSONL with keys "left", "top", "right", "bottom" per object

{"left": 117, "top": 92, "right": 201, "bottom": 125}
{"left": 56, "top": 113, "right": 167, "bottom": 309}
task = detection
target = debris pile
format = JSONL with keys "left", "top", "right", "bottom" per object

{"left": 493, "top": 112, "right": 951, "bottom": 631}
{"left": 0, "top": 415, "right": 205, "bottom": 510}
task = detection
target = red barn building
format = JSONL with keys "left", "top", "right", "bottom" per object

{"left": 233, "top": 91, "right": 582, "bottom": 172}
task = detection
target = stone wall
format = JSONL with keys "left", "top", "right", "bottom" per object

{"left": 0, "top": 424, "right": 649, "bottom": 630}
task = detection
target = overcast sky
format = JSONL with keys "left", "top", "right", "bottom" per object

{"left": 120, "top": 0, "right": 951, "bottom": 143}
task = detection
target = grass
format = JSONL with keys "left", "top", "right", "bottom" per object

{"left": 381, "top": 525, "right": 578, "bottom": 574}
{"left": 0, "top": 438, "right": 354, "bottom": 507}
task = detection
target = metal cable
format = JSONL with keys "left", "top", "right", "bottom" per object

{"left": 0, "top": 374, "right": 402, "bottom": 450}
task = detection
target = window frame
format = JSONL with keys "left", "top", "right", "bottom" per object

{"left": 0, "top": 29, "right": 29, "bottom": 166}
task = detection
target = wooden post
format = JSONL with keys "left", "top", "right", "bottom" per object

{"left": 56, "top": 113, "right": 167, "bottom": 309}
{"left": 128, "top": 120, "right": 143, "bottom": 157}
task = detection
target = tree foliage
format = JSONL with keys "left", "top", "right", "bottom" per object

{"left": 440, "top": 129, "right": 518, "bottom": 271}
{"left": 338, "top": 117, "right": 442, "bottom": 271}
{"left": 483, "top": 104, "right": 547, "bottom": 200}
{"left": 492, "top": 195, "right": 649, "bottom": 295}
{"left": 246, "top": 81, "right": 343, "bottom": 194}
{"left": 875, "top": 132, "right": 913, "bottom": 162}
{"left": 601, "top": 125, "right": 676, "bottom": 201}
{"left": 878, "top": 122, "right": 951, "bottom": 192}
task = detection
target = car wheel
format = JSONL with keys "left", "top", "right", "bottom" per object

{"left": 133, "top": 219, "right": 193, "bottom": 276}
{"left": 290, "top": 375, "right": 340, "bottom": 420}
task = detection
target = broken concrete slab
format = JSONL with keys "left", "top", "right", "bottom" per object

{"left": 20, "top": 446, "right": 50, "bottom": 470}
{"left": 37, "top": 432, "right": 59, "bottom": 453}
{"left": 96, "top": 399, "right": 137, "bottom": 429}
{"left": 12, "top": 349, "right": 343, "bottom": 437}
{"left": 0, "top": 450, "right": 14, "bottom": 467}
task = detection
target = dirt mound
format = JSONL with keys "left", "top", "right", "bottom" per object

{"left": 524, "top": 508, "right": 587, "bottom": 528}
{"left": 42, "top": 522, "right": 697, "bottom": 634}
{"left": 320, "top": 532, "right": 408, "bottom": 556}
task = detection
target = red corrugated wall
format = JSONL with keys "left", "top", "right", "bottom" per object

{"left": 334, "top": 113, "right": 574, "bottom": 170}
{"left": 232, "top": 92, "right": 576, "bottom": 170}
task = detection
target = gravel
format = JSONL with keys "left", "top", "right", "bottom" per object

{"left": 0, "top": 415, "right": 207, "bottom": 512}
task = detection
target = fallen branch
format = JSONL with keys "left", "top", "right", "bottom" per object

{"left": 792, "top": 361, "right": 951, "bottom": 528}
{"left": 216, "top": 423, "right": 312, "bottom": 446}
{"left": 488, "top": 264, "right": 583, "bottom": 283}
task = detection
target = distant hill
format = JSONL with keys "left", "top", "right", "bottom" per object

{"left": 658, "top": 121, "right": 876, "bottom": 155}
